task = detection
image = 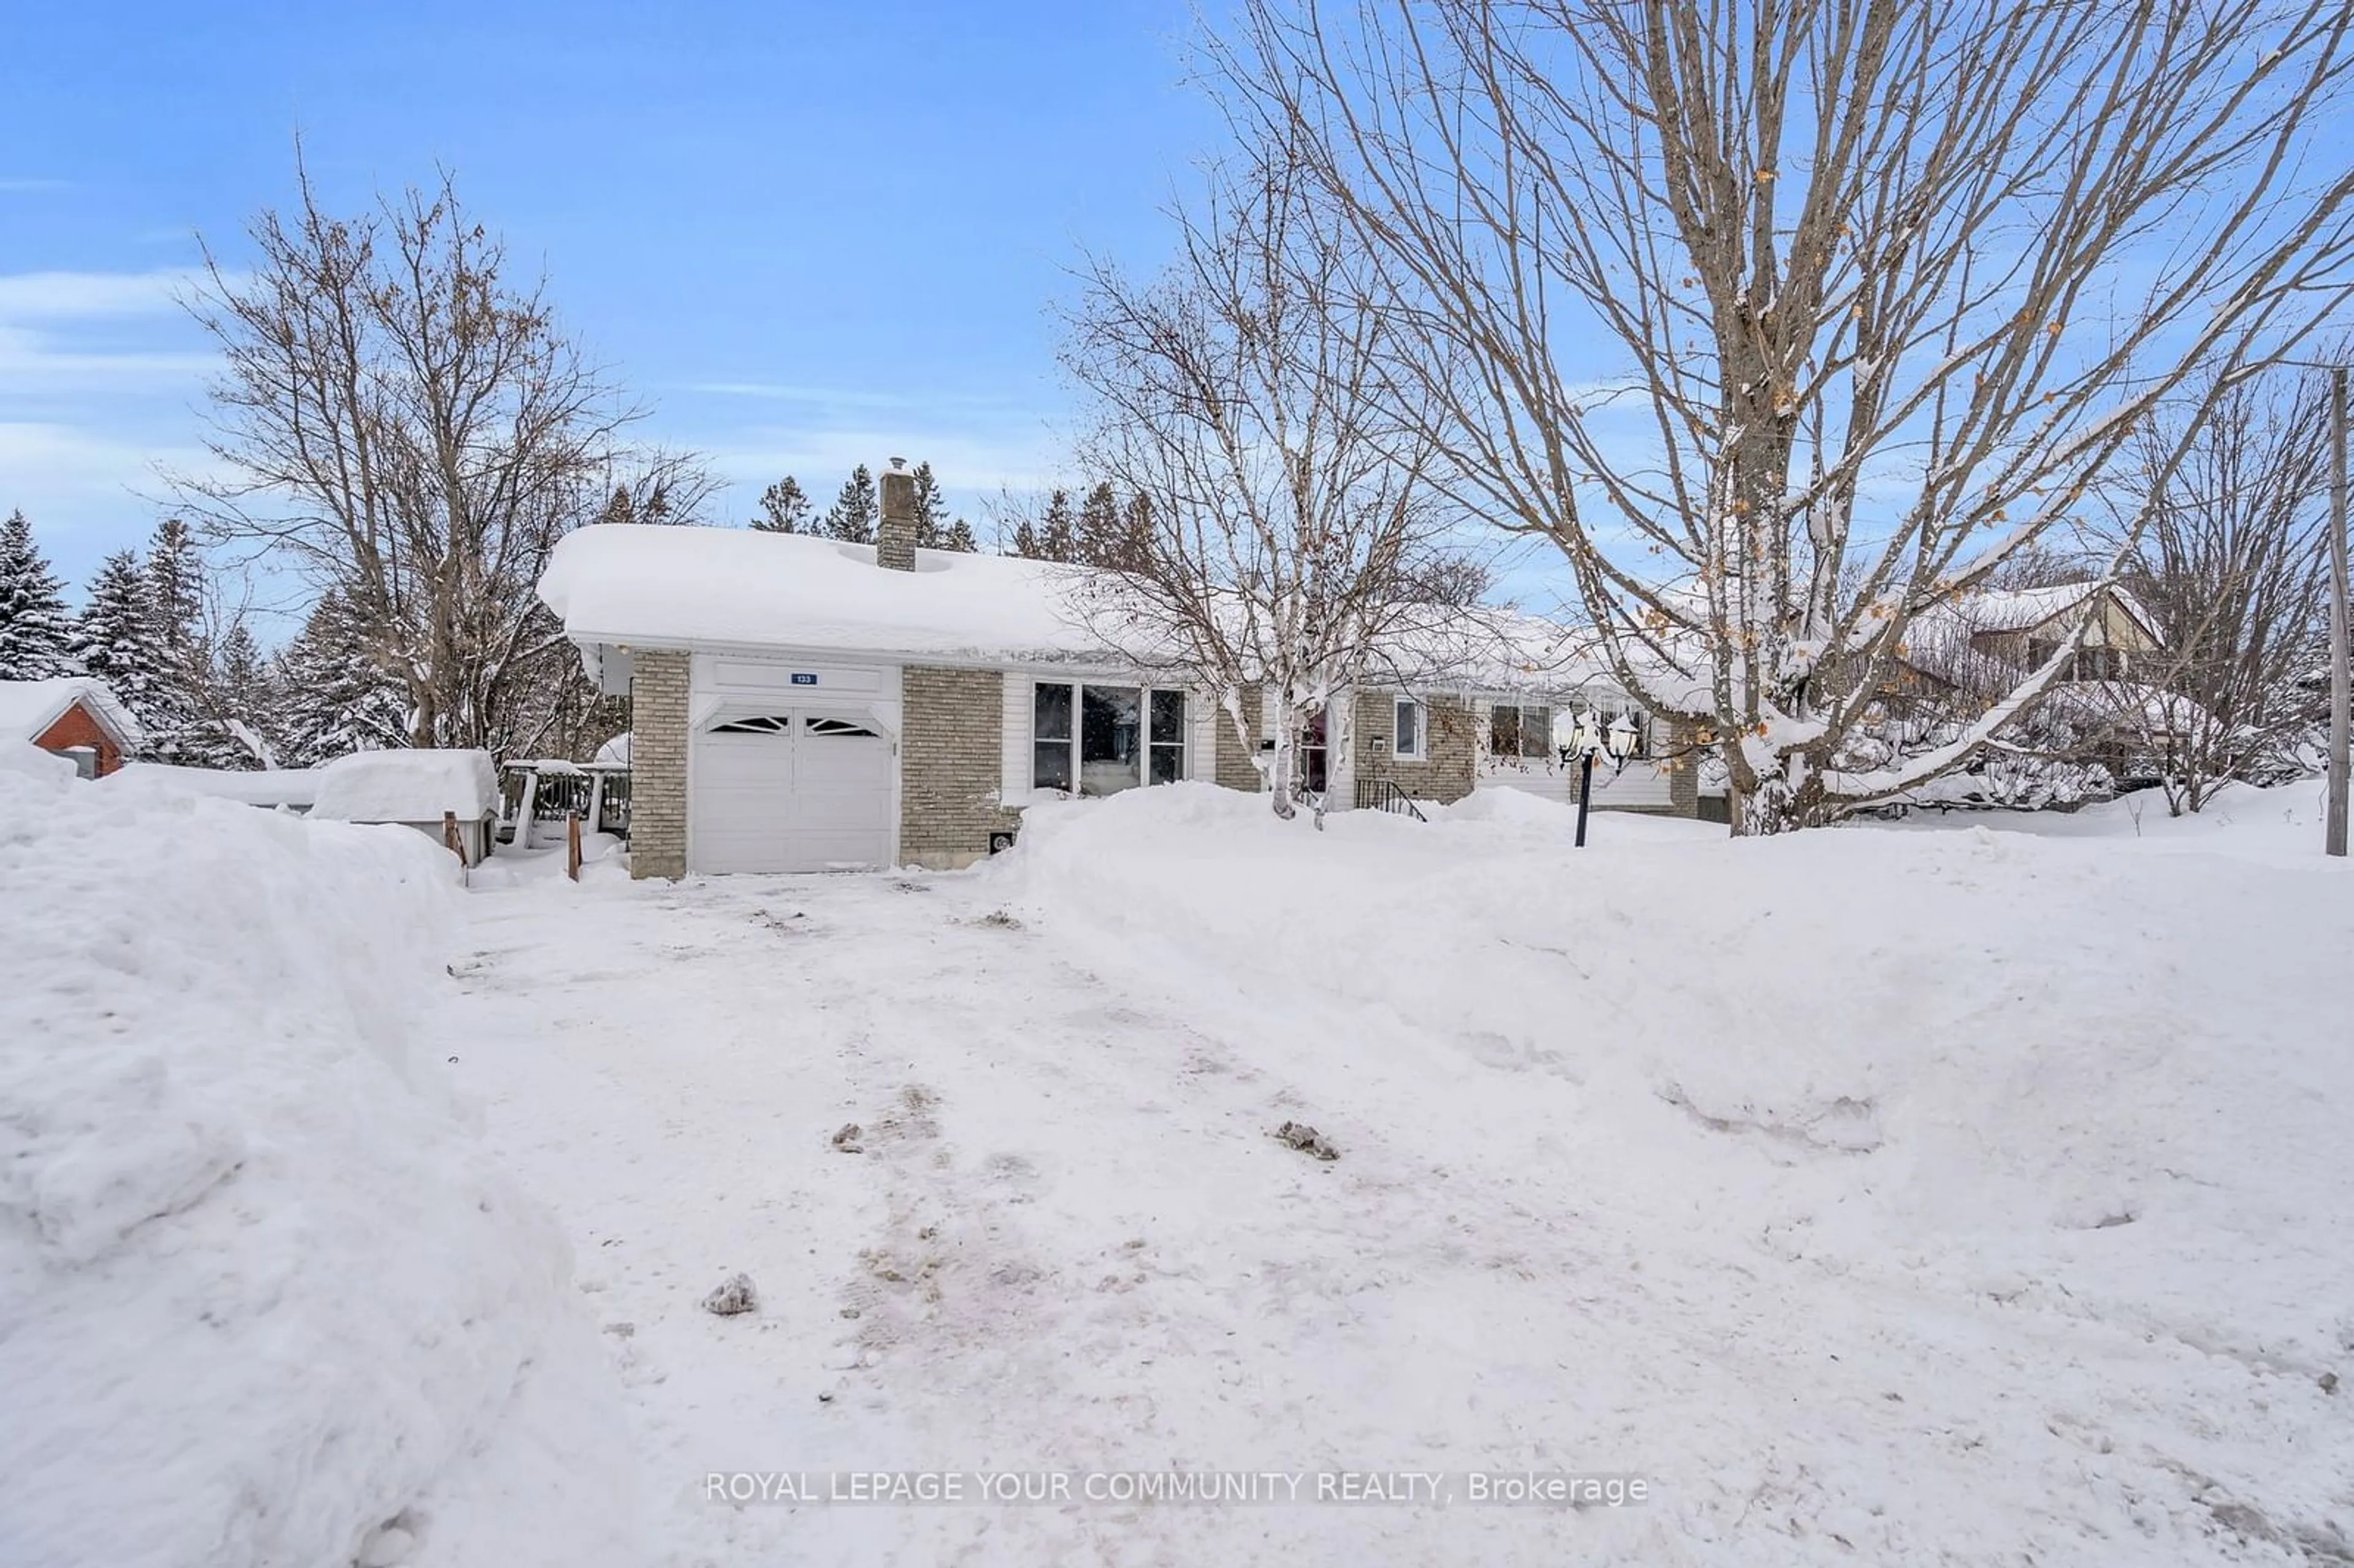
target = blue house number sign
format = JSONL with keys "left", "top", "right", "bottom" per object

{"left": 791, "top": 672, "right": 818, "bottom": 685}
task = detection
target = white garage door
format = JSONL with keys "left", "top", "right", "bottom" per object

{"left": 691, "top": 714, "right": 893, "bottom": 873}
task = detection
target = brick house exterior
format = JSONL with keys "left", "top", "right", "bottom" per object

{"left": 898, "top": 666, "right": 1023, "bottom": 870}
{"left": 1351, "top": 690, "right": 1479, "bottom": 804}
{"left": 34, "top": 702, "right": 126, "bottom": 777}
{"left": 626, "top": 650, "right": 690, "bottom": 880}
{"left": 1211, "top": 687, "right": 1265, "bottom": 794}
{"left": 1, "top": 678, "right": 142, "bottom": 779}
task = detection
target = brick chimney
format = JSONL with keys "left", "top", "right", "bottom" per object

{"left": 877, "top": 456, "right": 917, "bottom": 571}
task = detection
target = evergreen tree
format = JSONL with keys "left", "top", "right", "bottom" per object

{"left": 1076, "top": 481, "right": 1121, "bottom": 562}
{"left": 753, "top": 476, "right": 812, "bottom": 533}
{"left": 823, "top": 465, "right": 878, "bottom": 544}
{"left": 0, "top": 509, "right": 81, "bottom": 679}
{"left": 1075, "top": 482, "right": 1151, "bottom": 568}
{"left": 596, "top": 485, "right": 638, "bottom": 526}
{"left": 183, "top": 622, "right": 284, "bottom": 769}
{"left": 911, "top": 462, "right": 948, "bottom": 547}
{"left": 145, "top": 519, "right": 204, "bottom": 664}
{"left": 142, "top": 517, "right": 215, "bottom": 760}
{"left": 1010, "top": 487, "right": 1078, "bottom": 561}
{"left": 908, "top": 462, "right": 977, "bottom": 553}
{"left": 72, "top": 550, "right": 180, "bottom": 749}
{"left": 274, "top": 587, "right": 409, "bottom": 765}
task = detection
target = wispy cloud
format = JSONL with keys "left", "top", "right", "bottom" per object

{"left": 0, "top": 178, "right": 69, "bottom": 194}
{"left": 0, "top": 267, "right": 213, "bottom": 320}
{"left": 679, "top": 381, "right": 921, "bottom": 409}
{"left": 0, "top": 327, "right": 215, "bottom": 393}
{"left": 0, "top": 268, "right": 223, "bottom": 400}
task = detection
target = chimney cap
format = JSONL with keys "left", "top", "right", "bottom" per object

{"left": 888, "top": 456, "right": 908, "bottom": 473}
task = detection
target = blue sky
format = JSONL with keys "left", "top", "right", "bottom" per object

{"left": 0, "top": 0, "right": 1222, "bottom": 595}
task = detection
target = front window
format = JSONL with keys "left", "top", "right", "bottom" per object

{"left": 1081, "top": 685, "right": 1141, "bottom": 794}
{"left": 1034, "top": 682, "right": 1186, "bottom": 796}
{"left": 1394, "top": 698, "right": 1425, "bottom": 761}
{"left": 1490, "top": 704, "right": 1552, "bottom": 760}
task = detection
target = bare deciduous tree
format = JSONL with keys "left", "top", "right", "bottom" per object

{"left": 177, "top": 160, "right": 708, "bottom": 754}
{"left": 2095, "top": 367, "right": 2338, "bottom": 812}
{"left": 1061, "top": 141, "right": 1484, "bottom": 818}
{"left": 1213, "top": 0, "right": 2354, "bottom": 832}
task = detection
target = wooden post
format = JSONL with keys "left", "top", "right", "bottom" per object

{"left": 567, "top": 812, "right": 582, "bottom": 881}
{"left": 443, "top": 809, "right": 465, "bottom": 866}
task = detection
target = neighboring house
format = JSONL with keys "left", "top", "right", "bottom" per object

{"left": 309, "top": 749, "right": 502, "bottom": 866}
{"left": 0, "top": 677, "right": 144, "bottom": 778}
{"left": 536, "top": 497, "right": 1699, "bottom": 879}
{"left": 1895, "top": 582, "right": 2166, "bottom": 694}
{"left": 1877, "top": 581, "right": 2204, "bottom": 804}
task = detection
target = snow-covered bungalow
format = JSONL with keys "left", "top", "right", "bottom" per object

{"left": 536, "top": 481, "right": 1697, "bottom": 878}
{"left": 0, "top": 677, "right": 143, "bottom": 778}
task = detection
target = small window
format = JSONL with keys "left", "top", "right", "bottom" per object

{"left": 1149, "top": 689, "right": 1186, "bottom": 784}
{"left": 804, "top": 718, "right": 879, "bottom": 739}
{"left": 1034, "top": 682, "right": 1074, "bottom": 793}
{"left": 710, "top": 715, "right": 793, "bottom": 735}
{"left": 1489, "top": 704, "right": 1521, "bottom": 757}
{"left": 1393, "top": 698, "right": 1424, "bottom": 761}
{"left": 1520, "top": 706, "right": 1552, "bottom": 759}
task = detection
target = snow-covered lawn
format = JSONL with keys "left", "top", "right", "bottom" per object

{"left": 444, "top": 782, "right": 2354, "bottom": 1566}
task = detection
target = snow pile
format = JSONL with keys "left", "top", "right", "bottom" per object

{"left": 984, "top": 782, "right": 2354, "bottom": 1559}
{"left": 312, "top": 748, "right": 499, "bottom": 823}
{"left": 115, "top": 761, "right": 324, "bottom": 808}
{"left": 0, "top": 754, "right": 633, "bottom": 1568}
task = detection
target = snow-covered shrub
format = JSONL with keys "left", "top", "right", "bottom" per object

{"left": 0, "top": 755, "right": 631, "bottom": 1568}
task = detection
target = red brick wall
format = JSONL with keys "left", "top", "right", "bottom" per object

{"left": 34, "top": 704, "right": 124, "bottom": 777}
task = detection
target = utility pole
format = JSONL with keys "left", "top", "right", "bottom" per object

{"left": 2329, "top": 364, "right": 2348, "bottom": 857}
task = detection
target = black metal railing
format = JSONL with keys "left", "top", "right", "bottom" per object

{"left": 1354, "top": 777, "right": 1428, "bottom": 821}
{"left": 597, "top": 772, "right": 631, "bottom": 837}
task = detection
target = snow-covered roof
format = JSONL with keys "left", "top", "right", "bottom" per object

{"left": 538, "top": 523, "right": 1608, "bottom": 699}
{"left": 1945, "top": 582, "right": 2160, "bottom": 641}
{"left": 0, "top": 676, "right": 145, "bottom": 752}
{"left": 116, "top": 763, "right": 323, "bottom": 807}
{"left": 540, "top": 526, "right": 1101, "bottom": 661}
{"left": 310, "top": 749, "right": 500, "bottom": 824}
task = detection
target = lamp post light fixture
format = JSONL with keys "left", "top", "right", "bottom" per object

{"left": 1571, "top": 710, "right": 1642, "bottom": 847}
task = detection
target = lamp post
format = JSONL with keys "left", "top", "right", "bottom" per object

{"left": 1572, "top": 710, "right": 1642, "bottom": 847}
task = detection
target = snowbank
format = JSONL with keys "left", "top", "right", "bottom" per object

{"left": 0, "top": 755, "right": 632, "bottom": 1568}
{"left": 114, "top": 761, "right": 324, "bottom": 808}
{"left": 312, "top": 748, "right": 500, "bottom": 823}
{"left": 983, "top": 783, "right": 2354, "bottom": 1558}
